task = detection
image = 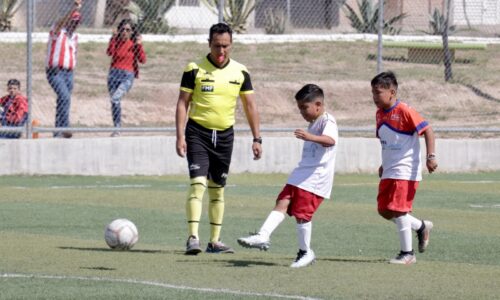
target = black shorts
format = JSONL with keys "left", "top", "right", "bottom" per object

{"left": 185, "top": 119, "right": 234, "bottom": 186}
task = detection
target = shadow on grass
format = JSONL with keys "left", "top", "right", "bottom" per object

{"left": 318, "top": 257, "right": 387, "bottom": 264}
{"left": 59, "top": 246, "right": 172, "bottom": 254}
{"left": 224, "top": 259, "right": 279, "bottom": 267}
{"left": 79, "top": 266, "right": 117, "bottom": 271}
{"left": 460, "top": 83, "right": 500, "bottom": 103}
{"left": 177, "top": 258, "right": 279, "bottom": 267}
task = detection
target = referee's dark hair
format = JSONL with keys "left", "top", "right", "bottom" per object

{"left": 371, "top": 71, "right": 398, "bottom": 90}
{"left": 295, "top": 84, "right": 324, "bottom": 103}
{"left": 7, "top": 79, "right": 20, "bottom": 88}
{"left": 209, "top": 23, "right": 233, "bottom": 43}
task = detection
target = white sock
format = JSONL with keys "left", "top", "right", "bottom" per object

{"left": 258, "top": 210, "right": 285, "bottom": 239}
{"left": 407, "top": 214, "right": 424, "bottom": 231}
{"left": 296, "top": 222, "right": 312, "bottom": 252}
{"left": 395, "top": 215, "right": 412, "bottom": 252}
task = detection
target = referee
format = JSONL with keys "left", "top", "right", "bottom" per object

{"left": 175, "top": 23, "right": 262, "bottom": 255}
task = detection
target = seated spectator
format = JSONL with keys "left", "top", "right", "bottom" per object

{"left": 0, "top": 79, "right": 28, "bottom": 139}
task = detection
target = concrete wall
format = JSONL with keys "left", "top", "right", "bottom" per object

{"left": 0, "top": 137, "right": 499, "bottom": 176}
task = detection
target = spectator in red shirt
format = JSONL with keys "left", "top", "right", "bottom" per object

{"left": 106, "top": 19, "right": 147, "bottom": 137}
{"left": 0, "top": 79, "right": 28, "bottom": 139}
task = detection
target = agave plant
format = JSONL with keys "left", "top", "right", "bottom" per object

{"left": 201, "top": 0, "right": 258, "bottom": 33}
{"left": 343, "top": 0, "right": 407, "bottom": 35}
{"left": 264, "top": 7, "right": 286, "bottom": 34}
{"left": 422, "top": 8, "right": 456, "bottom": 35}
{"left": 124, "top": 0, "right": 175, "bottom": 34}
{"left": 0, "top": 0, "right": 23, "bottom": 31}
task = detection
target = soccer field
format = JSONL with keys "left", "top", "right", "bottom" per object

{"left": 1, "top": 172, "right": 499, "bottom": 299}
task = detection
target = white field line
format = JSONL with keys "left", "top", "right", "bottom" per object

{"left": 12, "top": 184, "right": 151, "bottom": 190}
{"left": 0, "top": 273, "right": 321, "bottom": 300}
{"left": 451, "top": 181, "right": 499, "bottom": 184}
{"left": 49, "top": 184, "right": 152, "bottom": 189}
{"left": 469, "top": 204, "right": 500, "bottom": 208}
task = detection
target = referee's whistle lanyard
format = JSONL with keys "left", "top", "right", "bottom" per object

{"left": 211, "top": 130, "right": 217, "bottom": 148}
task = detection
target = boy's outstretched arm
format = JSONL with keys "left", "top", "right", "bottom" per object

{"left": 423, "top": 127, "right": 438, "bottom": 173}
{"left": 294, "top": 129, "right": 335, "bottom": 147}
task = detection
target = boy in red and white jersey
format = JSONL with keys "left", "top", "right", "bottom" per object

{"left": 372, "top": 71, "right": 438, "bottom": 265}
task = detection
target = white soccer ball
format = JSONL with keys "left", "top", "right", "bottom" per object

{"left": 104, "top": 218, "right": 139, "bottom": 250}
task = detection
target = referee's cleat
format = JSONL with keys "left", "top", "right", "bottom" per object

{"left": 416, "top": 220, "right": 433, "bottom": 253}
{"left": 237, "top": 234, "right": 270, "bottom": 251}
{"left": 206, "top": 241, "right": 235, "bottom": 254}
{"left": 185, "top": 235, "right": 202, "bottom": 255}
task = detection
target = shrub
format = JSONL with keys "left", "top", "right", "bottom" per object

{"left": 124, "top": 0, "right": 175, "bottom": 34}
{"left": 0, "top": 0, "right": 23, "bottom": 32}
{"left": 343, "top": 0, "right": 407, "bottom": 35}
{"left": 421, "top": 8, "right": 456, "bottom": 35}
{"left": 201, "top": 0, "right": 258, "bottom": 34}
{"left": 264, "top": 7, "right": 286, "bottom": 34}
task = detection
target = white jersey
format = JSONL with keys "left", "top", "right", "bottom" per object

{"left": 287, "top": 112, "right": 338, "bottom": 199}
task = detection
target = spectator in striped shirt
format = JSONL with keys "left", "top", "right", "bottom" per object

{"left": 45, "top": 0, "right": 82, "bottom": 138}
{"left": 0, "top": 79, "right": 28, "bottom": 139}
{"left": 106, "top": 19, "right": 146, "bottom": 137}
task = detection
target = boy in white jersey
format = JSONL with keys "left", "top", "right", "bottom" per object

{"left": 238, "top": 84, "right": 338, "bottom": 268}
{"left": 371, "top": 71, "right": 438, "bottom": 265}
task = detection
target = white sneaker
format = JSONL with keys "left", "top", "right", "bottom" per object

{"left": 417, "top": 220, "right": 433, "bottom": 253}
{"left": 290, "top": 249, "right": 315, "bottom": 268}
{"left": 389, "top": 251, "right": 416, "bottom": 265}
{"left": 237, "top": 234, "right": 270, "bottom": 251}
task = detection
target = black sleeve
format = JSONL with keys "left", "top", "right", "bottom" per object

{"left": 240, "top": 70, "right": 253, "bottom": 92}
{"left": 180, "top": 68, "right": 198, "bottom": 90}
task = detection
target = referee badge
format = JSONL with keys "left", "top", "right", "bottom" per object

{"left": 201, "top": 85, "right": 214, "bottom": 92}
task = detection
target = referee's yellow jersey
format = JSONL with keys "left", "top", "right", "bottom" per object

{"left": 180, "top": 55, "right": 254, "bottom": 131}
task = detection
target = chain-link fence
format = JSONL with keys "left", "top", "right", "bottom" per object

{"left": 0, "top": 0, "right": 498, "bottom": 139}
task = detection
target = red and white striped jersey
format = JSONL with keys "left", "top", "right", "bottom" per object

{"left": 46, "top": 27, "right": 78, "bottom": 70}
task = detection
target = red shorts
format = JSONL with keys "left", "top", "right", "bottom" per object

{"left": 277, "top": 184, "right": 323, "bottom": 222}
{"left": 377, "top": 179, "right": 419, "bottom": 213}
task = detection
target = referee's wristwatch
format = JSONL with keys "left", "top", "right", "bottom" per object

{"left": 253, "top": 137, "right": 262, "bottom": 144}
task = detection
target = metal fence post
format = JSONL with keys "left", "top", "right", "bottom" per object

{"left": 218, "top": 0, "right": 224, "bottom": 23}
{"left": 26, "top": 0, "right": 34, "bottom": 139}
{"left": 443, "top": 0, "right": 453, "bottom": 82}
{"left": 376, "top": 0, "right": 384, "bottom": 74}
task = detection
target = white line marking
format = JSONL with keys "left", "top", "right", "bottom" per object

{"left": 0, "top": 273, "right": 321, "bottom": 300}
{"left": 469, "top": 204, "right": 500, "bottom": 208}
{"left": 11, "top": 184, "right": 152, "bottom": 190}
{"left": 451, "top": 181, "right": 499, "bottom": 184}
{"left": 50, "top": 184, "right": 152, "bottom": 189}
